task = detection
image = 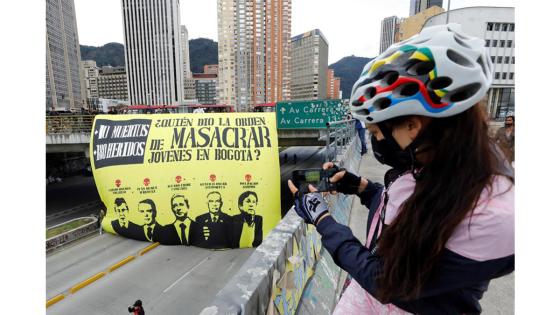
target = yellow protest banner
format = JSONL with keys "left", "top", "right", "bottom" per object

{"left": 89, "top": 112, "right": 280, "bottom": 249}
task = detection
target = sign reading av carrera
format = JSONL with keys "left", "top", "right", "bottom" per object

{"left": 90, "top": 113, "right": 281, "bottom": 249}
{"left": 276, "top": 100, "right": 346, "bottom": 129}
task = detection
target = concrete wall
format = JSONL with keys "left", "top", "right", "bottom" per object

{"left": 46, "top": 217, "right": 99, "bottom": 253}
{"left": 46, "top": 133, "right": 90, "bottom": 145}
{"left": 200, "top": 137, "right": 361, "bottom": 315}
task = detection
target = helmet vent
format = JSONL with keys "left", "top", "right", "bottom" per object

{"left": 406, "top": 60, "right": 435, "bottom": 76}
{"left": 428, "top": 76, "right": 452, "bottom": 90}
{"left": 356, "top": 109, "right": 370, "bottom": 116}
{"left": 449, "top": 26, "right": 469, "bottom": 40}
{"left": 381, "top": 71, "right": 399, "bottom": 87}
{"left": 393, "top": 82, "right": 420, "bottom": 98}
{"left": 453, "top": 35, "right": 471, "bottom": 48}
{"left": 446, "top": 49, "right": 474, "bottom": 67}
{"left": 366, "top": 116, "right": 374, "bottom": 122}
{"left": 373, "top": 97, "right": 392, "bottom": 110}
{"left": 394, "top": 51, "right": 414, "bottom": 65}
{"left": 446, "top": 83, "right": 482, "bottom": 103}
{"left": 351, "top": 99, "right": 363, "bottom": 107}
{"left": 356, "top": 77, "right": 375, "bottom": 89}
{"left": 476, "top": 56, "right": 488, "bottom": 77}
{"left": 365, "top": 87, "right": 377, "bottom": 99}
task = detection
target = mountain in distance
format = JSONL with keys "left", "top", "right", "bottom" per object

{"left": 188, "top": 38, "right": 218, "bottom": 73}
{"left": 79, "top": 38, "right": 218, "bottom": 73}
{"left": 329, "top": 55, "right": 373, "bottom": 99}
{"left": 80, "top": 42, "right": 125, "bottom": 67}
{"left": 80, "top": 41, "right": 370, "bottom": 99}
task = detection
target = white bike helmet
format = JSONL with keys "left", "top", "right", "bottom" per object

{"left": 350, "top": 23, "right": 493, "bottom": 124}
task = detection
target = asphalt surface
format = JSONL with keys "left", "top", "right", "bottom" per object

{"left": 47, "top": 233, "right": 254, "bottom": 315}
{"left": 46, "top": 176, "right": 100, "bottom": 212}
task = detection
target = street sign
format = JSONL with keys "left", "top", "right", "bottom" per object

{"left": 276, "top": 100, "right": 347, "bottom": 129}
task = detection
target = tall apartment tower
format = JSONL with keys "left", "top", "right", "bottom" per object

{"left": 181, "top": 25, "right": 192, "bottom": 99}
{"left": 409, "top": 0, "right": 443, "bottom": 16}
{"left": 217, "top": 0, "right": 291, "bottom": 112}
{"left": 326, "top": 69, "right": 341, "bottom": 100}
{"left": 81, "top": 60, "right": 100, "bottom": 106}
{"left": 121, "top": 0, "right": 183, "bottom": 105}
{"left": 290, "top": 29, "right": 328, "bottom": 100}
{"left": 379, "top": 16, "right": 401, "bottom": 54}
{"left": 46, "top": 0, "right": 85, "bottom": 110}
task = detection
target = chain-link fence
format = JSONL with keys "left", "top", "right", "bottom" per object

{"left": 46, "top": 115, "right": 95, "bottom": 134}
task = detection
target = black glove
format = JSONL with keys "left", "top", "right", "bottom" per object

{"left": 334, "top": 170, "right": 363, "bottom": 195}
{"left": 294, "top": 191, "right": 330, "bottom": 225}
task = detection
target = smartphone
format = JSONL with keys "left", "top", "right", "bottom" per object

{"left": 291, "top": 168, "right": 339, "bottom": 192}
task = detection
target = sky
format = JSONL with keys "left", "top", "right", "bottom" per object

{"left": 75, "top": 0, "right": 514, "bottom": 64}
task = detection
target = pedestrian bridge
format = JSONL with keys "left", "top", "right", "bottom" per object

{"left": 46, "top": 115, "right": 350, "bottom": 154}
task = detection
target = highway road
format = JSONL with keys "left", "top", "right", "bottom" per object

{"left": 47, "top": 233, "right": 254, "bottom": 314}
{"left": 46, "top": 146, "right": 325, "bottom": 314}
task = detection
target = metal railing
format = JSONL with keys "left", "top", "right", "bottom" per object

{"left": 46, "top": 115, "right": 95, "bottom": 134}
{"left": 325, "top": 119, "right": 356, "bottom": 163}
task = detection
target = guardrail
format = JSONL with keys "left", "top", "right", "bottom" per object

{"left": 202, "top": 135, "right": 361, "bottom": 315}
{"left": 46, "top": 201, "right": 103, "bottom": 223}
{"left": 46, "top": 115, "right": 95, "bottom": 134}
{"left": 324, "top": 119, "right": 356, "bottom": 163}
{"left": 46, "top": 216, "right": 99, "bottom": 253}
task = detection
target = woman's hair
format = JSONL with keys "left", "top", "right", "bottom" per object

{"left": 375, "top": 103, "right": 512, "bottom": 302}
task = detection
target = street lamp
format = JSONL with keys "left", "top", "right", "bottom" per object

{"left": 446, "top": 0, "right": 451, "bottom": 24}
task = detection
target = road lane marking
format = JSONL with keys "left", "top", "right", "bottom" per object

{"left": 69, "top": 272, "right": 106, "bottom": 294}
{"left": 163, "top": 254, "right": 212, "bottom": 293}
{"left": 46, "top": 294, "right": 65, "bottom": 308}
{"left": 109, "top": 255, "right": 135, "bottom": 272}
{"left": 47, "top": 241, "right": 161, "bottom": 307}
{"left": 139, "top": 242, "right": 160, "bottom": 255}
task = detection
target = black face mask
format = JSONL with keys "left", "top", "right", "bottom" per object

{"left": 370, "top": 136, "right": 409, "bottom": 170}
{"left": 370, "top": 122, "right": 429, "bottom": 173}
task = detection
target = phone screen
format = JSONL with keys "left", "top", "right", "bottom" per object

{"left": 304, "top": 170, "right": 321, "bottom": 183}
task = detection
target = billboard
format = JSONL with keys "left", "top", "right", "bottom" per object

{"left": 90, "top": 112, "right": 281, "bottom": 249}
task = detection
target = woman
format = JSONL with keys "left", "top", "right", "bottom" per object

{"left": 288, "top": 24, "right": 514, "bottom": 314}
{"left": 231, "top": 191, "right": 263, "bottom": 247}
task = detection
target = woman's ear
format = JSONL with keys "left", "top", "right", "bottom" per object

{"left": 406, "top": 117, "right": 423, "bottom": 140}
{"left": 400, "top": 116, "right": 431, "bottom": 143}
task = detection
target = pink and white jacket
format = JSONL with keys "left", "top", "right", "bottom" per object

{"left": 320, "top": 172, "right": 514, "bottom": 314}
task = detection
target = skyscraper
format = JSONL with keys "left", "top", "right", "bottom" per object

{"left": 81, "top": 60, "right": 100, "bottom": 107}
{"left": 46, "top": 0, "right": 85, "bottom": 110}
{"left": 181, "top": 25, "right": 192, "bottom": 100}
{"left": 379, "top": 16, "right": 401, "bottom": 54}
{"left": 326, "top": 69, "right": 341, "bottom": 100}
{"left": 409, "top": 0, "right": 443, "bottom": 16}
{"left": 290, "top": 29, "right": 328, "bottom": 100}
{"left": 217, "top": 0, "right": 291, "bottom": 112}
{"left": 121, "top": 0, "right": 183, "bottom": 105}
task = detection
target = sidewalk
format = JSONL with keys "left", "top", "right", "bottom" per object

{"left": 344, "top": 136, "right": 514, "bottom": 314}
